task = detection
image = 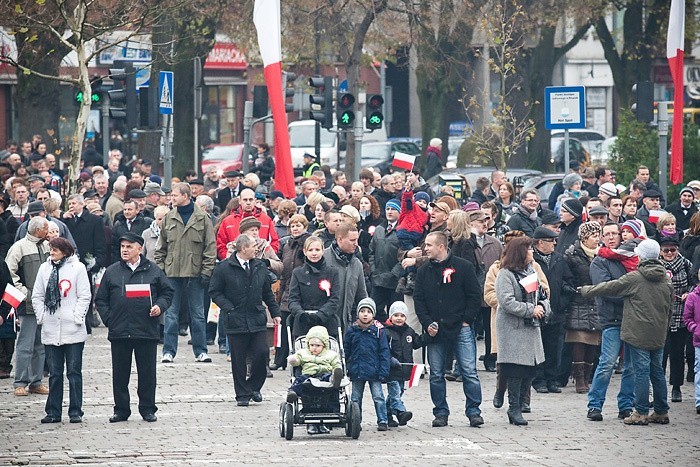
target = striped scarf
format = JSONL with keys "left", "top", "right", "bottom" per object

{"left": 661, "top": 254, "right": 692, "bottom": 331}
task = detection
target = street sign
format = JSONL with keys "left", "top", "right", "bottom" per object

{"left": 159, "top": 71, "right": 174, "bottom": 115}
{"left": 338, "top": 79, "right": 348, "bottom": 93}
{"left": 544, "top": 86, "right": 586, "bottom": 130}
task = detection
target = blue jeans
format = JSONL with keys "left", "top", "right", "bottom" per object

{"left": 694, "top": 347, "right": 700, "bottom": 408}
{"left": 427, "top": 325, "right": 482, "bottom": 418}
{"left": 627, "top": 344, "right": 669, "bottom": 415}
{"left": 45, "top": 343, "right": 84, "bottom": 419}
{"left": 351, "top": 380, "right": 388, "bottom": 424}
{"left": 163, "top": 277, "right": 207, "bottom": 357}
{"left": 386, "top": 380, "right": 407, "bottom": 415}
{"left": 588, "top": 327, "right": 635, "bottom": 412}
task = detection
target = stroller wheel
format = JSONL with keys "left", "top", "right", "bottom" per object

{"left": 344, "top": 402, "right": 353, "bottom": 437}
{"left": 278, "top": 402, "right": 287, "bottom": 438}
{"left": 350, "top": 402, "right": 361, "bottom": 439}
{"left": 284, "top": 403, "right": 294, "bottom": 440}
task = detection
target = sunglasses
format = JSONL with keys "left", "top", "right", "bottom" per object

{"left": 661, "top": 248, "right": 678, "bottom": 253}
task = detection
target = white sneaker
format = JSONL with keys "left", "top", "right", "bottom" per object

{"left": 195, "top": 353, "right": 212, "bottom": 363}
{"left": 161, "top": 354, "right": 174, "bottom": 363}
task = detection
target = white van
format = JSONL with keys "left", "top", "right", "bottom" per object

{"left": 288, "top": 119, "right": 387, "bottom": 169}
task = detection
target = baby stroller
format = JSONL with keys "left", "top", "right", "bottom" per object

{"left": 278, "top": 324, "right": 361, "bottom": 440}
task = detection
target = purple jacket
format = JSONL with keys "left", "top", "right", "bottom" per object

{"left": 682, "top": 286, "right": 700, "bottom": 347}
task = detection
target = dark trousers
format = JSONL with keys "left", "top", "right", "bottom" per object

{"left": 111, "top": 339, "right": 158, "bottom": 417}
{"left": 45, "top": 343, "right": 84, "bottom": 419}
{"left": 534, "top": 321, "right": 564, "bottom": 387}
{"left": 557, "top": 342, "right": 574, "bottom": 386}
{"left": 371, "top": 286, "right": 401, "bottom": 322}
{"left": 663, "top": 327, "right": 691, "bottom": 387}
{"left": 480, "top": 306, "right": 492, "bottom": 356}
{"left": 228, "top": 331, "right": 268, "bottom": 402}
{"left": 0, "top": 338, "right": 14, "bottom": 373}
{"left": 273, "top": 311, "right": 291, "bottom": 368}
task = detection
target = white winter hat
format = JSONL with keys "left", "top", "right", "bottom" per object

{"left": 634, "top": 239, "right": 660, "bottom": 260}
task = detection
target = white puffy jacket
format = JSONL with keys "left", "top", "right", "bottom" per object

{"left": 33, "top": 255, "right": 91, "bottom": 346}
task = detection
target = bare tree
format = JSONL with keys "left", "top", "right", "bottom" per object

{"left": 0, "top": 0, "right": 184, "bottom": 195}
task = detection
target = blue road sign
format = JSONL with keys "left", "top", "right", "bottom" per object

{"left": 338, "top": 79, "right": 348, "bottom": 93}
{"left": 544, "top": 86, "right": 586, "bottom": 130}
{"left": 159, "top": 71, "right": 174, "bottom": 115}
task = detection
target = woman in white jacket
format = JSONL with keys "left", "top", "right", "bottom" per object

{"left": 32, "top": 237, "right": 91, "bottom": 424}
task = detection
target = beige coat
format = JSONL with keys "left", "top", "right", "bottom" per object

{"left": 484, "top": 259, "right": 549, "bottom": 354}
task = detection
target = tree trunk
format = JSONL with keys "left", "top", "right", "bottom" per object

{"left": 526, "top": 26, "right": 556, "bottom": 172}
{"left": 67, "top": 43, "right": 92, "bottom": 197}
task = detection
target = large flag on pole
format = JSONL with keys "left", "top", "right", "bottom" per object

{"left": 667, "top": 0, "right": 685, "bottom": 184}
{"left": 253, "top": 0, "right": 295, "bottom": 199}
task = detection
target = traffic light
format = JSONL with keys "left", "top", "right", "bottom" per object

{"left": 75, "top": 75, "right": 104, "bottom": 107}
{"left": 252, "top": 85, "right": 268, "bottom": 119}
{"left": 282, "top": 72, "right": 296, "bottom": 113}
{"left": 139, "top": 82, "right": 158, "bottom": 129}
{"left": 309, "top": 76, "right": 333, "bottom": 129}
{"left": 108, "top": 64, "right": 137, "bottom": 129}
{"left": 631, "top": 81, "right": 654, "bottom": 123}
{"left": 366, "top": 94, "right": 384, "bottom": 130}
{"left": 336, "top": 93, "right": 355, "bottom": 129}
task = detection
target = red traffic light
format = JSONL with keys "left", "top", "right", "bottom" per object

{"left": 339, "top": 93, "right": 355, "bottom": 108}
{"left": 367, "top": 94, "right": 384, "bottom": 109}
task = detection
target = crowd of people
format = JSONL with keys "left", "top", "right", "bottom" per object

{"left": 0, "top": 135, "right": 698, "bottom": 432}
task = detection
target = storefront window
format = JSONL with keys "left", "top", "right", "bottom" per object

{"left": 201, "top": 85, "right": 239, "bottom": 145}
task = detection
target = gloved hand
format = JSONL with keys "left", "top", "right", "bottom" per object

{"left": 390, "top": 357, "right": 401, "bottom": 368}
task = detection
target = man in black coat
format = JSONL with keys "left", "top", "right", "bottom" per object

{"left": 531, "top": 227, "right": 574, "bottom": 394}
{"left": 413, "top": 231, "right": 484, "bottom": 428}
{"left": 110, "top": 200, "right": 153, "bottom": 263}
{"left": 95, "top": 232, "right": 174, "bottom": 423}
{"left": 64, "top": 194, "right": 107, "bottom": 273}
{"left": 506, "top": 189, "right": 542, "bottom": 237}
{"left": 369, "top": 200, "right": 402, "bottom": 320}
{"left": 666, "top": 187, "right": 698, "bottom": 233}
{"left": 209, "top": 233, "right": 281, "bottom": 406}
{"left": 216, "top": 170, "right": 243, "bottom": 212}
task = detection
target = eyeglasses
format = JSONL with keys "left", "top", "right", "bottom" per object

{"left": 602, "top": 232, "right": 619, "bottom": 237}
{"left": 539, "top": 239, "right": 556, "bottom": 243}
{"left": 661, "top": 248, "right": 678, "bottom": 253}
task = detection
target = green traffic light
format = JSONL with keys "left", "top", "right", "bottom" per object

{"left": 339, "top": 110, "right": 355, "bottom": 127}
{"left": 369, "top": 115, "right": 382, "bottom": 124}
{"left": 75, "top": 91, "right": 101, "bottom": 105}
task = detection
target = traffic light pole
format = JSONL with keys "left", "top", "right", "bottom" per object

{"left": 353, "top": 110, "right": 363, "bottom": 182}
{"left": 658, "top": 102, "right": 669, "bottom": 202}
{"left": 102, "top": 94, "right": 110, "bottom": 165}
{"left": 243, "top": 100, "right": 274, "bottom": 174}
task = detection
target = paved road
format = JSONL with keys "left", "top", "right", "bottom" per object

{"left": 1, "top": 328, "right": 698, "bottom": 466}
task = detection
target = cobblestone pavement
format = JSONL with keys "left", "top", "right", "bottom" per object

{"left": 1, "top": 328, "right": 698, "bottom": 466}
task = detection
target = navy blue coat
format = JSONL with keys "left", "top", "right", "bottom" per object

{"left": 344, "top": 322, "right": 390, "bottom": 382}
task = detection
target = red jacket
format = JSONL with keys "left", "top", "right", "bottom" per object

{"left": 397, "top": 190, "right": 428, "bottom": 234}
{"left": 216, "top": 207, "right": 280, "bottom": 260}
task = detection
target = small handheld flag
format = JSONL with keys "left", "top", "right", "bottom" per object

{"left": 2, "top": 283, "right": 26, "bottom": 310}
{"left": 273, "top": 322, "right": 282, "bottom": 348}
{"left": 519, "top": 272, "right": 539, "bottom": 294}
{"left": 392, "top": 152, "right": 416, "bottom": 171}
{"left": 125, "top": 284, "right": 152, "bottom": 298}
{"left": 407, "top": 364, "right": 424, "bottom": 389}
{"left": 648, "top": 210, "right": 665, "bottom": 224}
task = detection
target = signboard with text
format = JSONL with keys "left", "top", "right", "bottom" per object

{"left": 544, "top": 86, "right": 586, "bottom": 130}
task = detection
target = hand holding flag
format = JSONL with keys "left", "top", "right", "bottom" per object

{"left": 519, "top": 272, "right": 539, "bottom": 294}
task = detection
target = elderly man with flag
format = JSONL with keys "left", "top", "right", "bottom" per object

{"left": 95, "top": 232, "right": 174, "bottom": 423}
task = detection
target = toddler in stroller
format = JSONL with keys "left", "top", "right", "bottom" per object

{"left": 286, "top": 325, "right": 344, "bottom": 434}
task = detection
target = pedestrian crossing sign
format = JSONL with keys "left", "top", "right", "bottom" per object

{"left": 159, "top": 71, "right": 174, "bottom": 115}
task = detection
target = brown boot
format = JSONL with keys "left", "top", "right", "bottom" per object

{"left": 583, "top": 363, "right": 594, "bottom": 392}
{"left": 572, "top": 362, "right": 587, "bottom": 394}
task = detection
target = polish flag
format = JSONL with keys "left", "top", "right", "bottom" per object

{"left": 273, "top": 322, "right": 282, "bottom": 348}
{"left": 519, "top": 272, "right": 539, "bottom": 294}
{"left": 392, "top": 152, "right": 416, "bottom": 171}
{"left": 253, "top": 0, "right": 295, "bottom": 199}
{"left": 648, "top": 210, "right": 666, "bottom": 224}
{"left": 2, "top": 283, "right": 26, "bottom": 310}
{"left": 667, "top": 0, "right": 685, "bottom": 184}
{"left": 407, "top": 364, "right": 424, "bottom": 389}
{"left": 125, "top": 283, "right": 151, "bottom": 299}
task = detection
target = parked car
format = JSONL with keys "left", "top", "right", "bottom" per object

{"left": 522, "top": 173, "right": 565, "bottom": 209}
{"left": 592, "top": 136, "right": 617, "bottom": 165}
{"left": 426, "top": 167, "right": 542, "bottom": 200}
{"left": 551, "top": 129, "right": 606, "bottom": 164}
{"left": 339, "top": 140, "right": 421, "bottom": 174}
{"left": 550, "top": 137, "right": 590, "bottom": 172}
{"left": 200, "top": 144, "right": 245, "bottom": 175}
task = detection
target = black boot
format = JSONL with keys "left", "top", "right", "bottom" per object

{"left": 520, "top": 377, "right": 533, "bottom": 416}
{"left": 506, "top": 378, "right": 528, "bottom": 426}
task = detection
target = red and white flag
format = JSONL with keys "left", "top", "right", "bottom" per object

{"left": 407, "top": 363, "right": 424, "bottom": 389}
{"left": 253, "top": 0, "right": 295, "bottom": 199}
{"left": 125, "top": 283, "right": 151, "bottom": 299}
{"left": 273, "top": 322, "right": 282, "bottom": 348}
{"left": 519, "top": 272, "right": 539, "bottom": 294}
{"left": 2, "top": 283, "right": 25, "bottom": 310}
{"left": 392, "top": 152, "right": 416, "bottom": 171}
{"left": 667, "top": 0, "right": 685, "bottom": 184}
{"left": 649, "top": 209, "right": 666, "bottom": 224}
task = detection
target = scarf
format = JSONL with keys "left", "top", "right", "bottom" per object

{"left": 331, "top": 240, "right": 353, "bottom": 265}
{"left": 580, "top": 243, "right": 597, "bottom": 260}
{"left": 661, "top": 254, "right": 692, "bottom": 331}
{"left": 45, "top": 257, "right": 67, "bottom": 315}
{"left": 533, "top": 248, "right": 551, "bottom": 267}
{"left": 427, "top": 145, "right": 442, "bottom": 159}
{"left": 517, "top": 204, "right": 538, "bottom": 220}
{"left": 148, "top": 219, "right": 161, "bottom": 238}
{"left": 513, "top": 264, "right": 540, "bottom": 306}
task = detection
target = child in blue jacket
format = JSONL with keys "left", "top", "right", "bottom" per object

{"left": 344, "top": 297, "right": 391, "bottom": 431}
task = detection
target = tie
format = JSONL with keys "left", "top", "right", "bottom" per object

{"left": 386, "top": 224, "right": 392, "bottom": 234}
{"left": 127, "top": 220, "right": 132, "bottom": 231}
{"left": 244, "top": 261, "right": 250, "bottom": 274}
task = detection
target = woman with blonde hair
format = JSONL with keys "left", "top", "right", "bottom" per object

{"left": 274, "top": 199, "right": 300, "bottom": 240}
{"left": 350, "top": 181, "right": 365, "bottom": 201}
